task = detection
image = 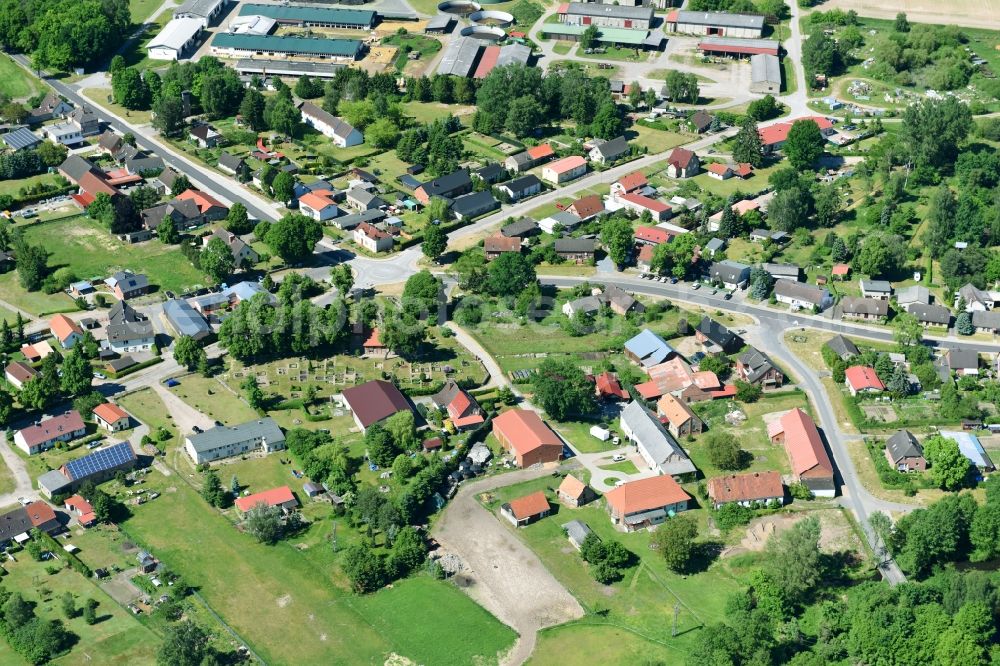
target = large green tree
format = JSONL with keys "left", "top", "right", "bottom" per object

{"left": 784, "top": 119, "right": 825, "bottom": 170}
{"left": 651, "top": 514, "right": 698, "bottom": 572}
{"left": 200, "top": 237, "right": 235, "bottom": 284}
{"left": 731, "top": 116, "right": 763, "bottom": 167}
{"left": 763, "top": 515, "right": 822, "bottom": 607}
{"left": 264, "top": 214, "right": 323, "bottom": 264}
{"left": 901, "top": 96, "right": 972, "bottom": 170}
{"left": 532, "top": 357, "right": 596, "bottom": 420}
{"left": 486, "top": 251, "right": 535, "bottom": 296}
{"left": 600, "top": 216, "right": 634, "bottom": 267}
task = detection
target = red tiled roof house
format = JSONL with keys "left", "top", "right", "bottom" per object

{"left": 707, "top": 471, "right": 784, "bottom": 509}
{"left": 501, "top": 490, "right": 551, "bottom": 527}
{"left": 768, "top": 408, "right": 835, "bottom": 497}
{"left": 491, "top": 409, "right": 563, "bottom": 468}
{"left": 604, "top": 475, "right": 690, "bottom": 531}
{"left": 93, "top": 403, "right": 131, "bottom": 432}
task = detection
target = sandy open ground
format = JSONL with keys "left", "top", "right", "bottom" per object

{"left": 818, "top": 0, "right": 1000, "bottom": 29}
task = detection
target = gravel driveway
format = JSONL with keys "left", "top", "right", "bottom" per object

{"left": 433, "top": 467, "right": 584, "bottom": 666}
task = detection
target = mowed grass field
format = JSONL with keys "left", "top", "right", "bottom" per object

{"left": 1, "top": 553, "right": 159, "bottom": 665}
{"left": 0, "top": 55, "right": 39, "bottom": 99}
{"left": 123, "top": 478, "right": 517, "bottom": 664}
{"left": 0, "top": 270, "right": 78, "bottom": 316}
{"left": 19, "top": 215, "right": 207, "bottom": 294}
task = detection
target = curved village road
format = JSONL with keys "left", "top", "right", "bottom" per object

{"left": 540, "top": 275, "right": 915, "bottom": 583}
{"left": 433, "top": 466, "right": 585, "bottom": 666}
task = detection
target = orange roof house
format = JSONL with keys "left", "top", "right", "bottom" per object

{"left": 759, "top": 116, "right": 834, "bottom": 148}
{"left": 526, "top": 144, "right": 555, "bottom": 161}
{"left": 707, "top": 471, "right": 784, "bottom": 509}
{"left": 656, "top": 393, "right": 703, "bottom": 437}
{"left": 557, "top": 474, "right": 591, "bottom": 506}
{"left": 93, "top": 403, "right": 131, "bottom": 431}
{"left": 832, "top": 263, "right": 851, "bottom": 279}
{"left": 617, "top": 171, "right": 648, "bottom": 193}
{"left": 64, "top": 495, "right": 97, "bottom": 526}
{"left": 234, "top": 485, "right": 298, "bottom": 513}
{"left": 594, "top": 371, "right": 629, "bottom": 401}
{"left": 175, "top": 189, "right": 226, "bottom": 214}
{"left": 502, "top": 490, "right": 551, "bottom": 526}
{"left": 604, "top": 475, "right": 690, "bottom": 531}
{"left": 491, "top": 409, "right": 563, "bottom": 468}
{"left": 50, "top": 314, "right": 83, "bottom": 348}
{"left": 768, "top": 408, "right": 834, "bottom": 497}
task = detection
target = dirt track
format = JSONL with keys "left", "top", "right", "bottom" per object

{"left": 433, "top": 468, "right": 584, "bottom": 666}
{"left": 819, "top": 0, "right": 1000, "bottom": 29}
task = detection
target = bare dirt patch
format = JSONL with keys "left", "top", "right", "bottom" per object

{"left": 277, "top": 594, "right": 292, "bottom": 608}
{"left": 862, "top": 404, "right": 898, "bottom": 423}
{"left": 723, "top": 509, "right": 865, "bottom": 558}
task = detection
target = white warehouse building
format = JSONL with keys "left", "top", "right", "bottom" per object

{"left": 669, "top": 10, "right": 765, "bottom": 39}
{"left": 147, "top": 17, "right": 204, "bottom": 61}
{"left": 750, "top": 53, "right": 781, "bottom": 94}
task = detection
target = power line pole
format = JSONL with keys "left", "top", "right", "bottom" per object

{"left": 672, "top": 603, "right": 681, "bottom": 637}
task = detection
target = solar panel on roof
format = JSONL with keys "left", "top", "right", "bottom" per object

{"left": 64, "top": 442, "right": 135, "bottom": 480}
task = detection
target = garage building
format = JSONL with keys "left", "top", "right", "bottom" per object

{"left": 698, "top": 36, "right": 779, "bottom": 58}
{"left": 147, "top": 17, "right": 204, "bottom": 60}
{"left": 750, "top": 53, "right": 781, "bottom": 93}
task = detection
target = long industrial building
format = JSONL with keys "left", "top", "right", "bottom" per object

{"left": 698, "top": 36, "right": 779, "bottom": 57}
{"left": 210, "top": 33, "right": 365, "bottom": 60}
{"left": 557, "top": 2, "right": 654, "bottom": 30}
{"left": 238, "top": 3, "right": 376, "bottom": 29}
{"left": 540, "top": 23, "right": 663, "bottom": 49}
{"left": 668, "top": 10, "right": 766, "bottom": 38}
{"left": 234, "top": 59, "right": 345, "bottom": 78}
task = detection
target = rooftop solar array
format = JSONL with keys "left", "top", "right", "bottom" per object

{"left": 64, "top": 442, "right": 136, "bottom": 481}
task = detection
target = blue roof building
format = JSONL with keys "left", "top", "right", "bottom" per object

{"left": 941, "top": 431, "right": 995, "bottom": 471}
{"left": 624, "top": 329, "right": 675, "bottom": 368}
{"left": 163, "top": 299, "right": 212, "bottom": 340}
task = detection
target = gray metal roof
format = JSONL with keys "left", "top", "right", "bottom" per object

{"left": 676, "top": 10, "right": 765, "bottom": 29}
{"left": 175, "top": 0, "right": 226, "bottom": 18}
{"left": 710, "top": 260, "right": 750, "bottom": 284}
{"left": 972, "top": 310, "right": 1000, "bottom": 330}
{"left": 438, "top": 37, "right": 482, "bottom": 77}
{"left": 163, "top": 299, "right": 211, "bottom": 338}
{"left": 750, "top": 53, "right": 781, "bottom": 85}
{"left": 624, "top": 329, "right": 674, "bottom": 367}
{"left": 1, "top": 127, "right": 40, "bottom": 151}
{"left": 496, "top": 43, "right": 532, "bottom": 68}
{"left": 426, "top": 14, "right": 453, "bottom": 30}
{"left": 187, "top": 418, "right": 285, "bottom": 454}
{"left": 840, "top": 296, "right": 888, "bottom": 316}
{"left": 825, "top": 334, "right": 859, "bottom": 359}
{"left": 38, "top": 470, "right": 71, "bottom": 495}
{"left": 620, "top": 401, "right": 696, "bottom": 477}
{"left": 561, "top": 519, "right": 592, "bottom": 547}
{"left": 860, "top": 279, "right": 892, "bottom": 294}
{"left": 234, "top": 59, "right": 345, "bottom": 77}
{"left": 567, "top": 2, "right": 653, "bottom": 20}
{"left": 149, "top": 17, "right": 203, "bottom": 51}
{"left": 737, "top": 346, "right": 778, "bottom": 383}
{"left": 897, "top": 285, "right": 930, "bottom": 307}
{"left": 699, "top": 36, "right": 778, "bottom": 50}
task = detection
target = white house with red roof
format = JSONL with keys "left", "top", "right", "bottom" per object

{"left": 542, "top": 155, "right": 587, "bottom": 184}
{"left": 613, "top": 171, "right": 648, "bottom": 195}
{"left": 299, "top": 190, "right": 340, "bottom": 222}
{"left": 706, "top": 163, "right": 732, "bottom": 180}
{"left": 666, "top": 147, "right": 699, "bottom": 178}
{"left": 844, "top": 366, "right": 885, "bottom": 396}
{"left": 50, "top": 314, "right": 83, "bottom": 349}
{"left": 93, "top": 403, "right": 132, "bottom": 432}
{"left": 14, "top": 411, "right": 87, "bottom": 455}
{"left": 234, "top": 485, "right": 299, "bottom": 513}
{"left": 431, "top": 380, "right": 484, "bottom": 430}
{"left": 616, "top": 193, "right": 671, "bottom": 222}
{"left": 759, "top": 116, "right": 835, "bottom": 153}
{"left": 633, "top": 225, "right": 673, "bottom": 246}
{"left": 64, "top": 495, "right": 97, "bottom": 527}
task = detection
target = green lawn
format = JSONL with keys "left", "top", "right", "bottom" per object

{"left": 0, "top": 271, "right": 78, "bottom": 316}
{"left": 167, "top": 373, "right": 259, "bottom": 424}
{"left": 629, "top": 125, "right": 692, "bottom": 153}
{"left": 552, "top": 42, "right": 573, "bottom": 55}
{"left": 529, "top": 623, "right": 678, "bottom": 664}
{"left": 0, "top": 303, "right": 22, "bottom": 325}
{"left": 123, "top": 469, "right": 516, "bottom": 665}
{"left": 19, "top": 215, "right": 208, "bottom": 295}
{"left": 383, "top": 33, "right": 442, "bottom": 71}
{"left": 402, "top": 101, "right": 475, "bottom": 125}
{"left": 0, "top": 173, "right": 66, "bottom": 198}
{"left": 689, "top": 391, "right": 809, "bottom": 478}
{"left": 0, "top": 55, "right": 40, "bottom": 100}
{"left": 553, "top": 419, "right": 619, "bottom": 454}
{"left": 598, "top": 459, "right": 640, "bottom": 475}
{"left": 82, "top": 87, "right": 153, "bottom": 124}
{"left": 1, "top": 550, "right": 159, "bottom": 665}
{"left": 130, "top": 0, "right": 164, "bottom": 23}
